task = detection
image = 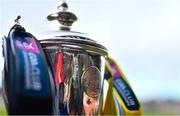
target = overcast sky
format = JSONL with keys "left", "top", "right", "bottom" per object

{"left": 0, "top": 0, "right": 180, "bottom": 100}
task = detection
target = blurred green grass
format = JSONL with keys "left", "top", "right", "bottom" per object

{"left": 0, "top": 104, "right": 7, "bottom": 115}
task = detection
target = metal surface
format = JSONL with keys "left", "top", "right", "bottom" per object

{"left": 39, "top": 1, "right": 108, "bottom": 115}
{"left": 42, "top": 46, "right": 106, "bottom": 115}
{"left": 39, "top": 27, "right": 108, "bottom": 115}
{"left": 39, "top": 31, "right": 108, "bottom": 115}
{"left": 47, "top": 1, "right": 77, "bottom": 30}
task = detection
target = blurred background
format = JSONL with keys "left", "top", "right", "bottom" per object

{"left": 0, "top": 0, "right": 180, "bottom": 115}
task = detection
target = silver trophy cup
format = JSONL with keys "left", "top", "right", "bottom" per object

{"left": 38, "top": 2, "right": 108, "bottom": 115}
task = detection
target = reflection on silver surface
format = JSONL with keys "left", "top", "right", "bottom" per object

{"left": 40, "top": 29, "right": 107, "bottom": 115}
{"left": 83, "top": 66, "right": 101, "bottom": 98}
{"left": 43, "top": 45, "right": 106, "bottom": 115}
{"left": 82, "top": 66, "right": 101, "bottom": 115}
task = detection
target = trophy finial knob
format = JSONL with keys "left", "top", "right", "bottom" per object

{"left": 47, "top": 2, "right": 77, "bottom": 31}
{"left": 15, "top": 15, "right": 21, "bottom": 24}
{"left": 57, "top": 2, "right": 68, "bottom": 11}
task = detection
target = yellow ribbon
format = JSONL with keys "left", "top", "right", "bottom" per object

{"left": 102, "top": 56, "right": 143, "bottom": 115}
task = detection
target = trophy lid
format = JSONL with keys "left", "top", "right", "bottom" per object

{"left": 39, "top": 1, "right": 108, "bottom": 57}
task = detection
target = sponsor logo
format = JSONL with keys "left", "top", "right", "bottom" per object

{"left": 23, "top": 51, "right": 42, "bottom": 91}
{"left": 114, "top": 78, "right": 139, "bottom": 110}
{"left": 15, "top": 38, "right": 39, "bottom": 53}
